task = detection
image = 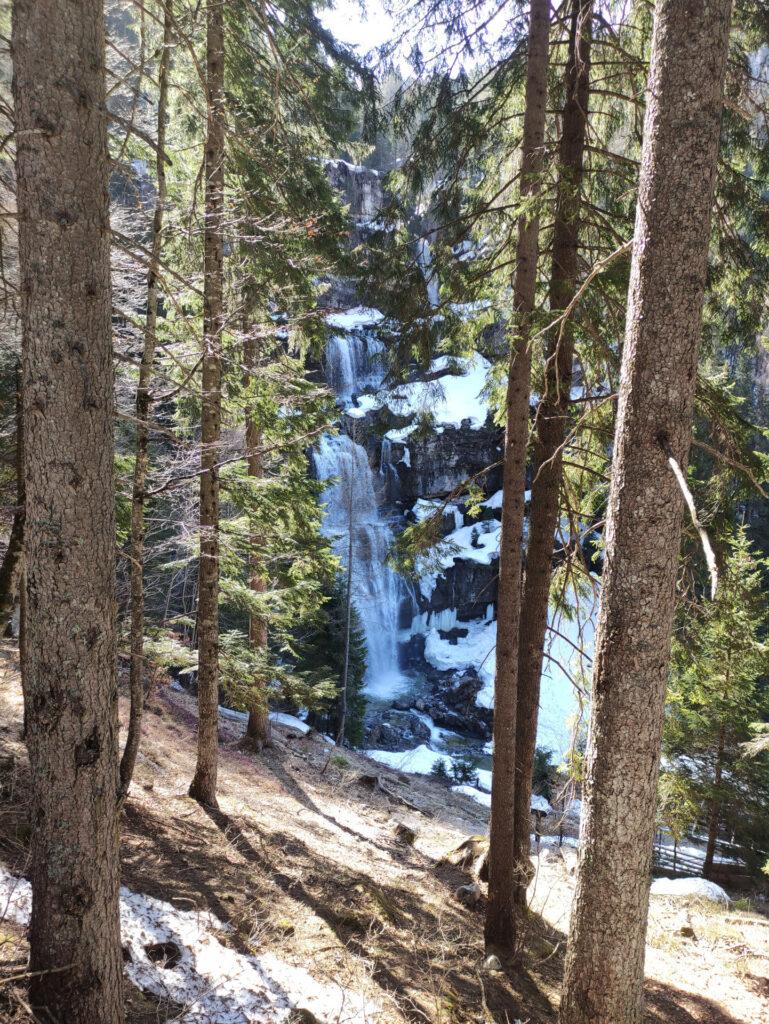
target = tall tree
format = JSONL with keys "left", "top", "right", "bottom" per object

{"left": 665, "top": 529, "right": 769, "bottom": 876}
{"left": 511, "top": 0, "right": 593, "bottom": 915}
{"left": 0, "top": 367, "right": 24, "bottom": 626}
{"left": 241, "top": 320, "right": 272, "bottom": 751}
{"left": 189, "top": 0, "right": 226, "bottom": 807}
{"left": 120, "top": 0, "right": 174, "bottom": 799}
{"left": 485, "top": 0, "right": 551, "bottom": 954}
{"left": 12, "top": 0, "right": 124, "bottom": 1019}
{"left": 559, "top": 3, "right": 732, "bottom": 1022}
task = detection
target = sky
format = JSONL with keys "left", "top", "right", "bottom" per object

{"left": 320, "top": 0, "right": 395, "bottom": 55}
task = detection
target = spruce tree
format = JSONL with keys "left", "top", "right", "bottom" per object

{"left": 666, "top": 528, "right": 769, "bottom": 875}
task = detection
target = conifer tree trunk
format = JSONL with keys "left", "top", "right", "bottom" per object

{"left": 485, "top": 0, "right": 551, "bottom": 954}
{"left": 12, "top": 0, "right": 123, "bottom": 1020}
{"left": 242, "top": 328, "right": 272, "bottom": 750}
{"left": 189, "top": 0, "right": 225, "bottom": 806}
{"left": 704, "top": 720, "right": 727, "bottom": 877}
{"left": 0, "top": 369, "right": 24, "bottom": 626}
{"left": 559, "top": 4, "right": 732, "bottom": 1021}
{"left": 511, "top": 0, "right": 592, "bottom": 913}
{"left": 120, "top": 1, "right": 174, "bottom": 800}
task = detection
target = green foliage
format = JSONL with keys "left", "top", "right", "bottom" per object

{"left": 532, "top": 747, "right": 557, "bottom": 800}
{"left": 299, "top": 575, "right": 368, "bottom": 746}
{"left": 449, "top": 752, "right": 479, "bottom": 787}
{"left": 430, "top": 759, "right": 451, "bottom": 782}
{"left": 657, "top": 771, "right": 699, "bottom": 846}
{"left": 665, "top": 528, "right": 769, "bottom": 868}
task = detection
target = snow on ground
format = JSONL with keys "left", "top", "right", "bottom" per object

{"left": 417, "top": 597, "right": 593, "bottom": 758}
{"left": 218, "top": 708, "right": 312, "bottom": 737}
{"left": 531, "top": 795, "right": 553, "bottom": 814}
{"left": 382, "top": 354, "right": 491, "bottom": 430}
{"left": 365, "top": 744, "right": 454, "bottom": 775}
{"left": 219, "top": 705, "right": 248, "bottom": 723}
{"left": 411, "top": 497, "right": 463, "bottom": 530}
{"left": 269, "top": 712, "right": 311, "bottom": 734}
{"left": 345, "top": 393, "right": 382, "bottom": 419}
{"left": 451, "top": 784, "right": 490, "bottom": 807}
{"left": 415, "top": 520, "right": 500, "bottom": 600}
{"left": 424, "top": 618, "right": 497, "bottom": 702}
{"left": 481, "top": 488, "right": 530, "bottom": 510}
{"left": 451, "top": 785, "right": 551, "bottom": 816}
{"left": 0, "top": 866, "right": 378, "bottom": 1024}
{"left": 650, "top": 876, "right": 730, "bottom": 905}
{"left": 325, "top": 306, "right": 384, "bottom": 330}
{"left": 384, "top": 424, "right": 417, "bottom": 443}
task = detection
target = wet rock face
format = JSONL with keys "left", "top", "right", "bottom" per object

{"left": 376, "top": 669, "right": 493, "bottom": 741}
{"left": 364, "top": 709, "right": 431, "bottom": 750}
{"left": 419, "top": 559, "right": 498, "bottom": 621}
{"left": 395, "top": 424, "right": 503, "bottom": 501}
{"left": 324, "top": 159, "right": 384, "bottom": 226}
{"left": 428, "top": 669, "right": 493, "bottom": 740}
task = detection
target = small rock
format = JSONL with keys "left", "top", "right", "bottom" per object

{"left": 355, "top": 772, "right": 380, "bottom": 790}
{"left": 144, "top": 941, "right": 182, "bottom": 969}
{"left": 482, "top": 953, "right": 503, "bottom": 973}
{"left": 674, "top": 912, "right": 697, "bottom": 940}
{"left": 289, "top": 1011, "right": 322, "bottom": 1024}
{"left": 394, "top": 822, "right": 417, "bottom": 845}
{"left": 455, "top": 882, "right": 482, "bottom": 906}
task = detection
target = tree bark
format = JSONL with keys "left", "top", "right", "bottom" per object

{"left": 484, "top": 0, "right": 551, "bottom": 954}
{"left": 0, "top": 368, "right": 24, "bottom": 628}
{"left": 559, "top": 4, "right": 732, "bottom": 1022}
{"left": 511, "top": 0, "right": 592, "bottom": 915}
{"left": 703, "top": 720, "right": 726, "bottom": 878}
{"left": 12, "top": 0, "right": 124, "bottom": 1020}
{"left": 189, "top": 0, "right": 225, "bottom": 807}
{"left": 242, "top": 327, "right": 272, "bottom": 751}
{"left": 120, "top": 1, "right": 174, "bottom": 800}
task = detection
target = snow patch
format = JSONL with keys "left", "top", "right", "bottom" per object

{"left": 326, "top": 306, "right": 384, "bottom": 330}
{"left": 423, "top": 618, "right": 497, "bottom": 704}
{"left": 650, "top": 877, "right": 729, "bottom": 904}
{"left": 452, "top": 784, "right": 490, "bottom": 807}
{"left": 270, "top": 712, "right": 311, "bottom": 734}
{"left": 0, "top": 866, "right": 378, "bottom": 1023}
{"left": 364, "top": 744, "right": 453, "bottom": 775}
{"left": 383, "top": 354, "right": 491, "bottom": 430}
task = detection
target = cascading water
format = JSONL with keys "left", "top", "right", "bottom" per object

{"left": 313, "top": 434, "right": 407, "bottom": 698}
{"left": 324, "top": 321, "right": 384, "bottom": 403}
{"left": 316, "top": 319, "right": 408, "bottom": 698}
{"left": 416, "top": 236, "right": 441, "bottom": 308}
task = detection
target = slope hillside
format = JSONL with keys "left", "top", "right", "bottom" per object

{"left": 0, "top": 645, "right": 767, "bottom": 1024}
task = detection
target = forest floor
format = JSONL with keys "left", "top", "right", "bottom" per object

{"left": 0, "top": 643, "right": 767, "bottom": 1024}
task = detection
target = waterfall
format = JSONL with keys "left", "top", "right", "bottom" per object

{"left": 324, "top": 329, "right": 384, "bottom": 403}
{"left": 313, "top": 434, "right": 407, "bottom": 698}
{"left": 416, "top": 237, "right": 440, "bottom": 308}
